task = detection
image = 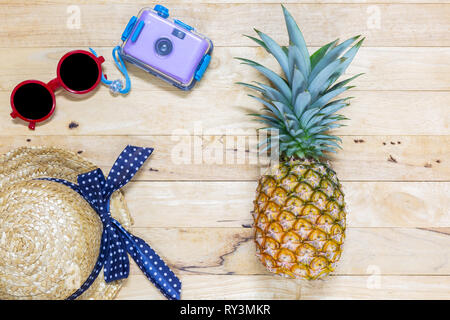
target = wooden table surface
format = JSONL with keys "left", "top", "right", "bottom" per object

{"left": 0, "top": 0, "right": 449, "bottom": 299}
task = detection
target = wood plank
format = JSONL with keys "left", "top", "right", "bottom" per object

{"left": 1, "top": 46, "right": 449, "bottom": 91}
{"left": 125, "top": 227, "right": 450, "bottom": 276}
{"left": 1, "top": 47, "right": 448, "bottom": 136}
{"left": 0, "top": 4, "right": 449, "bottom": 47}
{"left": 1, "top": 89, "right": 448, "bottom": 136}
{"left": 0, "top": 135, "right": 448, "bottom": 181}
{"left": 123, "top": 181, "right": 450, "bottom": 228}
{"left": 331, "top": 136, "right": 450, "bottom": 182}
{"left": 116, "top": 274, "right": 450, "bottom": 299}
{"left": 300, "top": 275, "right": 450, "bottom": 299}
{"left": 117, "top": 274, "right": 301, "bottom": 300}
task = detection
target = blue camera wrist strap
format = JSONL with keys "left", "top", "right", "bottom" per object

{"left": 89, "top": 46, "right": 131, "bottom": 95}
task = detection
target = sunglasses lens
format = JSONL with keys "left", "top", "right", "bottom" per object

{"left": 59, "top": 53, "right": 99, "bottom": 92}
{"left": 13, "top": 83, "right": 54, "bottom": 120}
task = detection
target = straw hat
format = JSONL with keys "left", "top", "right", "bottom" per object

{"left": 0, "top": 147, "right": 132, "bottom": 300}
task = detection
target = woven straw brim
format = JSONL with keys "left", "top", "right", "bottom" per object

{"left": 0, "top": 147, "right": 132, "bottom": 300}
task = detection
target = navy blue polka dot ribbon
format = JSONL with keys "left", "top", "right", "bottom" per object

{"left": 38, "top": 146, "right": 182, "bottom": 300}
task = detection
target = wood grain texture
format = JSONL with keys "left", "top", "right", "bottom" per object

{"left": 123, "top": 181, "right": 450, "bottom": 228}
{"left": 1, "top": 46, "right": 448, "bottom": 136}
{"left": 0, "top": 135, "right": 447, "bottom": 181}
{"left": 0, "top": 4, "right": 449, "bottom": 47}
{"left": 117, "top": 274, "right": 450, "bottom": 299}
{"left": 1, "top": 90, "right": 448, "bottom": 135}
{"left": 3, "top": 1, "right": 448, "bottom": 4}
{"left": 118, "top": 274, "right": 302, "bottom": 300}
{"left": 299, "top": 275, "right": 450, "bottom": 299}
{"left": 1, "top": 47, "right": 449, "bottom": 91}
{"left": 0, "top": 88, "right": 450, "bottom": 136}
{"left": 126, "top": 227, "right": 450, "bottom": 276}
{"left": 1, "top": 0, "right": 449, "bottom": 300}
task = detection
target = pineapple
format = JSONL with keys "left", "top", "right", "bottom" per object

{"left": 237, "top": 6, "right": 364, "bottom": 279}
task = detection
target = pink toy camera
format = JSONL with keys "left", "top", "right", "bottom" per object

{"left": 119, "top": 5, "right": 213, "bottom": 90}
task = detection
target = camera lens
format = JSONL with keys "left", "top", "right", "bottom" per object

{"left": 155, "top": 38, "right": 173, "bottom": 56}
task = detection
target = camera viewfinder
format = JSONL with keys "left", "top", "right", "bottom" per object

{"left": 172, "top": 28, "right": 186, "bottom": 40}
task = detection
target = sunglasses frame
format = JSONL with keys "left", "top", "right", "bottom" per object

{"left": 10, "top": 50, "right": 105, "bottom": 130}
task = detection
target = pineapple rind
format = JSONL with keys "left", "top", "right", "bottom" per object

{"left": 254, "top": 160, "right": 346, "bottom": 280}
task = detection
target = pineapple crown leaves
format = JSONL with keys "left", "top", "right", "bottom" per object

{"left": 236, "top": 5, "right": 364, "bottom": 160}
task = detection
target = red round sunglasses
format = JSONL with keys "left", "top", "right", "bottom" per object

{"left": 10, "top": 50, "right": 105, "bottom": 130}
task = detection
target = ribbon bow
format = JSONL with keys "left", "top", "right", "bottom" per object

{"left": 39, "top": 146, "right": 181, "bottom": 300}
